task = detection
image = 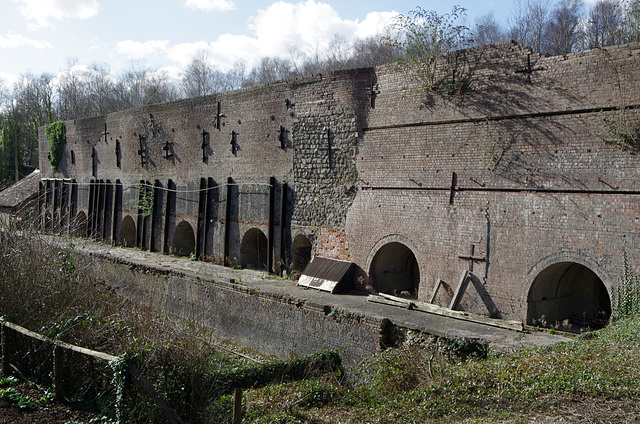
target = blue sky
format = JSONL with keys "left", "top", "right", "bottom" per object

{"left": 0, "top": 0, "right": 518, "bottom": 86}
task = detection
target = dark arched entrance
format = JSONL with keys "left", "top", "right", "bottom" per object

{"left": 119, "top": 215, "right": 136, "bottom": 247}
{"left": 527, "top": 262, "right": 611, "bottom": 332}
{"left": 292, "top": 234, "right": 312, "bottom": 272}
{"left": 240, "top": 228, "right": 268, "bottom": 270}
{"left": 369, "top": 242, "right": 419, "bottom": 298}
{"left": 172, "top": 221, "right": 195, "bottom": 257}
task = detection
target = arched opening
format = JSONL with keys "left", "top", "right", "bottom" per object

{"left": 119, "top": 215, "right": 136, "bottom": 247}
{"left": 369, "top": 242, "right": 420, "bottom": 298}
{"left": 527, "top": 262, "right": 611, "bottom": 332}
{"left": 172, "top": 221, "right": 196, "bottom": 257}
{"left": 70, "top": 211, "right": 87, "bottom": 237}
{"left": 292, "top": 234, "right": 312, "bottom": 272}
{"left": 240, "top": 228, "right": 268, "bottom": 270}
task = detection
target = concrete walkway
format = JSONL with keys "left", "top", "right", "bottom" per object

{"left": 69, "top": 238, "right": 570, "bottom": 354}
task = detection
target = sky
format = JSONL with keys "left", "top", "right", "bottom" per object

{"left": 0, "top": 0, "right": 520, "bottom": 87}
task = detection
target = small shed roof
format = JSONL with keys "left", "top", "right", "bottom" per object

{"left": 297, "top": 256, "right": 354, "bottom": 293}
{"left": 0, "top": 170, "right": 40, "bottom": 209}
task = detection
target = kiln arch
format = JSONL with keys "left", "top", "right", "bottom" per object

{"left": 369, "top": 240, "right": 420, "bottom": 299}
{"left": 172, "top": 220, "right": 196, "bottom": 257}
{"left": 240, "top": 228, "right": 268, "bottom": 270}
{"left": 527, "top": 260, "right": 611, "bottom": 331}
{"left": 292, "top": 234, "right": 313, "bottom": 272}
{"left": 119, "top": 215, "right": 136, "bottom": 247}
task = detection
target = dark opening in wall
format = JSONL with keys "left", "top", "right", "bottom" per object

{"left": 369, "top": 242, "right": 420, "bottom": 299}
{"left": 119, "top": 215, "right": 136, "bottom": 247}
{"left": 527, "top": 262, "right": 611, "bottom": 332}
{"left": 292, "top": 234, "right": 312, "bottom": 272}
{"left": 240, "top": 228, "right": 268, "bottom": 270}
{"left": 172, "top": 220, "right": 195, "bottom": 257}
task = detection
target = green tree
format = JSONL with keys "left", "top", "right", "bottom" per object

{"left": 0, "top": 117, "right": 22, "bottom": 185}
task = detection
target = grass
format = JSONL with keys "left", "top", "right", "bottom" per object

{"left": 237, "top": 317, "right": 640, "bottom": 422}
{"left": 2, "top": 218, "right": 640, "bottom": 422}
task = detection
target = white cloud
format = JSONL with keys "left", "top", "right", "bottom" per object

{"left": 10, "top": 0, "right": 101, "bottom": 29}
{"left": 116, "top": 40, "right": 171, "bottom": 59}
{"left": 355, "top": 11, "right": 398, "bottom": 39}
{"left": 243, "top": 0, "right": 396, "bottom": 64}
{"left": 114, "top": 1, "right": 396, "bottom": 72}
{"left": 0, "top": 72, "right": 19, "bottom": 88}
{"left": 185, "top": 0, "right": 235, "bottom": 12}
{"left": 0, "top": 32, "right": 52, "bottom": 49}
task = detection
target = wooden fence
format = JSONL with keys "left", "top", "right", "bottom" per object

{"left": 0, "top": 318, "right": 186, "bottom": 423}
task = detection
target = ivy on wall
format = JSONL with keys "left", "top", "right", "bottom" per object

{"left": 45, "top": 121, "right": 66, "bottom": 169}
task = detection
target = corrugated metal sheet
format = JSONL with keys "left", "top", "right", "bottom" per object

{"left": 297, "top": 256, "right": 354, "bottom": 293}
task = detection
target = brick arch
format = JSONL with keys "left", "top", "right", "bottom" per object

{"left": 292, "top": 233, "right": 313, "bottom": 272}
{"left": 240, "top": 228, "right": 268, "bottom": 270}
{"left": 524, "top": 251, "right": 613, "bottom": 331}
{"left": 118, "top": 215, "right": 136, "bottom": 247}
{"left": 172, "top": 220, "right": 196, "bottom": 257}
{"left": 366, "top": 234, "right": 422, "bottom": 299}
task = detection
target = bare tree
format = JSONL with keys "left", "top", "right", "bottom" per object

{"left": 220, "top": 61, "right": 247, "bottom": 91}
{"left": 473, "top": 13, "right": 507, "bottom": 46}
{"left": 141, "top": 70, "right": 180, "bottom": 105}
{"left": 182, "top": 50, "right": 219, "bottom": 98}
{"left": 623, "top": 0, "right": 640, "bottom": 42}
{"left": 85, "top": 63, "right": 121, "bottom": 116}
{"left": 508, "top": 0, "right": 553, "bottom": 53}
{"left": 584, "top": 0, "right": 624, "bottom": 48}
{"left": 0, "top": 80, "right": 9, "bottom": 111}
{"left": 325, "top": 34, "right": 353, "bottom": 71}
{"left": 55, "top": 59, "right": 91, "bottom": 120}
{"left": 348, "top": 36, "right": 397, "bottom": 68}
{"left": 547, "top": 0, "right": 585, "bottom": 54}
{"left": 246, "top": 57, "right": 295, "bottom": 86}
{"left": 13, "top": 73, "right": 55, "bottom": 168}
{"left": 119, "top": 63, "right": 179, "bottom": 107}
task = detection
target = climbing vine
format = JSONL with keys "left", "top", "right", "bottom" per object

{"left": 138, "top": 184, "right": 154, "bottom": 218}
{"left": 45, "top": 121, "right": 66, "bottom": 169}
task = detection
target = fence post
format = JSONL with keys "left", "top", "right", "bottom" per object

{"left": 1, "top": 323, "right": 9, "bottom": 377}
{"left": 233, "top": 388, "right": 243, "bottom": 424}
{"left": 53, "top": 345, "right": 64, "bottom": 402}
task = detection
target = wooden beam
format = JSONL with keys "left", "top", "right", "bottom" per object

{"left": 368, "top": 293, "right": 523, "bottom": 332}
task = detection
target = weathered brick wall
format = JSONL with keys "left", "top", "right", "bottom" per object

{"left": 348, "top": 41, "right": 640, "bottom": 322}
{"left": 88, "top": 253, "right": 385, "bottom": 361}
{"left": 39, "top": 70, "right": 373, "bottom": 267}
{"left": 38, "top": 41, "right": 640, "bottom": 325}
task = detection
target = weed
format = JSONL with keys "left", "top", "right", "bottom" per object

{"left": 614, "top": 251, "right": 640, "bottom": 321}
{"left": 0, "top": 387, "right": 36, "bottom": 409}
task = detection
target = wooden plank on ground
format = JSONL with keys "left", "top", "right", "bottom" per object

{"left": 368, "top": 293, "right": 524, "bottom": 332}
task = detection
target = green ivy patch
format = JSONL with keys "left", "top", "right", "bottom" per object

{"left": 45, "top": 121, "right": 66, "bottom": 169}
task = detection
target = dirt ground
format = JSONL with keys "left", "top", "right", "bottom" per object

{"left": 0, "top": 382, "right": 101, "bottom": 424}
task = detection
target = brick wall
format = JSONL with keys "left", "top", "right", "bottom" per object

{"left": 38, "top": 41, "right": 640, "bottom": 325}
{"left": 88, "top": 252, "right": 385, "bottom": 362}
